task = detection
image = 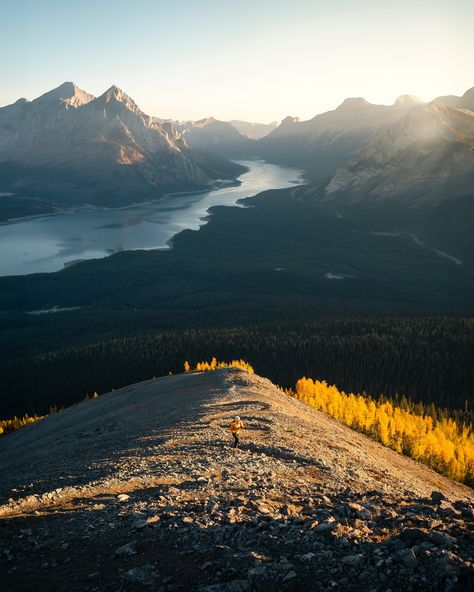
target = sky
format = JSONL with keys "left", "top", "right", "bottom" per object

{"left": 0, "top": 0, "right": 473, "bottom": 122}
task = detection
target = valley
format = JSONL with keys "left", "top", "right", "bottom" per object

{"left": 1, "top": 81, "right": 473, "bottom": 464}
{"left": 2, "top": 4, "right": 473, "bottom": 591}
{"left": 0, "top": 160, "right": 302, "bottom": 276}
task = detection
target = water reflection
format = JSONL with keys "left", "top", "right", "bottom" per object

{"left": 0, "top": 160, "right": 302, "bottom": 276}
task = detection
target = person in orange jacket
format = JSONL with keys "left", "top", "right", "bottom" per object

{"left": 230, "top": 416, "right": 246, "bottom": 448}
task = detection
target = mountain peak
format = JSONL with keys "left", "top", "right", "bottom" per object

{"left": 95, "top": 85, "right": 142, "bottom": 113}
{"left": 394, "top": 94, "right": 423, "bottom": 107}
{"left": 53, "top": 81, "right": 78, "bottom": 97}
{"left": 281, "top": 115, "right": 300, "bottom": 125}
{"left": 336, "top": 97, "right": 370, "bottom": 111}
{"left": 105, "top": 84, "right": 124, "bottom": 96}
{"left": 459, "top": 86, "right": 474, "bottom": 110}
{"left": 194, "top": 116, "right": 218, "bottom": 126}
{"left": 32, "top": 81, "right": 94, "bottom": 107}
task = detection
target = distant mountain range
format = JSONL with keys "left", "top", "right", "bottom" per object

{"left": 173, "top": 117, "right": 253, "bottom": 156}
{"left": 228, "top": 119, "right": 278, "bottom": 139}
{"left": 0, "top": 82, "right": 244, "bottom": 207}
{"left": 325, "top": 93, "right": 474, "bottom": 203}
{"left": 1, "top": 81, "right": 472, "bottom": 217}
{"left": 256, "top": 94, "right": 425, "bottom": 183}
{"left": 257, "top": 88, "right": 474, "bottom": 200}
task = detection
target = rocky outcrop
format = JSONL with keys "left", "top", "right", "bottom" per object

{"left": 0, "top": 368, "right": 472, "bottom": 591}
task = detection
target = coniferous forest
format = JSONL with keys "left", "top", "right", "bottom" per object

{"left": 293, "top": 377, "right": 474, "bottom": 485}
{"left": 1, "top": 317, "right": 472, "bottom": 419}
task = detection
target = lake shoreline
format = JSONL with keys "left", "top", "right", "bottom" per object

{"left": 0, "top": 177, "right": 243, "bottom": 227}
{"left": 0, "top": 160, "right": 304, "bottom": 277}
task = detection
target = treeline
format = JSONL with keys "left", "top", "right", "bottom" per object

{"left": 0, "top": 318, "right": 472, "bottom": 418}
{"left": 184, "top": 358, "right": 254, "bottom": 374}
{"left": 293, "top": 377, "right": 474, "bottom": 486}
{"left": 0, "top": 413, "right": 45, "bottom": 435}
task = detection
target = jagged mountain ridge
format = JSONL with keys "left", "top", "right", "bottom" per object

{"left": 256, "top": 94, "right": 425, "bottom": 182}
{"left": 325, "top": 93, "right": 474, "bottom": 203}
{"left": 0, "top": 83, "right": 242, "bottom": 206}
{"left": 0, "top": 368, "right": 472, "bottom": 591}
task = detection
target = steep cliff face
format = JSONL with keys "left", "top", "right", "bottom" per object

{"left": 0, "top": 83, "right": 239, "bottom": 205}
{"left": 1, "top": 369, "right": 472, "bottom": 591}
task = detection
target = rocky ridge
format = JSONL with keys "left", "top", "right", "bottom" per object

{"left": 0, "top": 368, "right": 472, "bottom": 591}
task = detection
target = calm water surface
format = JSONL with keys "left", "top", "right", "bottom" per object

{"left": 0, "top": 160, "right": 302, "bottom": 276}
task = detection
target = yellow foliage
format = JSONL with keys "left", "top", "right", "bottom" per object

{"left": 292, "top": 377, "right": 474, "bottom": 486}
{"left": 0, "top": 413, "right": 45, "bottom": 436}
{"left": 184, "top": 357, "right": 254, "bottom": 374}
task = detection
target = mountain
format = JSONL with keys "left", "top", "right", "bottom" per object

{"left": 0, "top": 83, "right": 243, "bottom": 207}
{"left": 433, "top": 86, "right": 474, "bottom": 110}
{"left": 256, "top": 95, "right": 424, "bottom": 183}
{"left": 325, "top": 100, "right": 474, "bottom": 202}
{"left": 320, "top": 88, "right": 474, "bottom": 267}
{"left": 0, "top": 367, "right": 471, "bottom": 591}
{"left": 175, "top": 116, "right": 254, "bottom": 156}
{"left": 229, "top": 119, "right": 278, "bottom": 139}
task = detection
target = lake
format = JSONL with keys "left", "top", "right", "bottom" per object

{"left": 0, "top": 160, "right": 302, "bottom": 276}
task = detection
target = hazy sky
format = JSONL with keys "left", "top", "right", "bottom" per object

{"left": 1, "top": 0, "right": 473, "bottom": 122}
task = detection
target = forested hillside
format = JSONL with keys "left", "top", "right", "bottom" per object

{"left": 293, "top": 377, "right": 474, "bottom": 485}
{"left": 1, "top": 318, "right": 472, "bottom": 418}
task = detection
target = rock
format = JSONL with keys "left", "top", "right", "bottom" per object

{"left": 341, "top": 554, "right": 364, "bottom": 566}
{"left": 315, "top": 521, "right": 336, "bottom": 533}
{"left": 117, "top": 494, "right": 130, "bottom": 502}
{"left": 281, "top": 570, "right": 297, "bottom": 583}
{"left": 280, "top": 504, "right": 303, "bottom": 517}
{"left": 247, "top": 566, "right": 272, "bottom": 591}
{"left": 428, "top": 531, "right": 457, "bottom": 549}
{"left": 200, "top": 561, "right": 214, "bottom": 571}
{"left": 20, "top": 528, "right": 33, "bottom": 536}
{"left": 347, "top": 503, "right": 372, "bottom": 521}
{"left": 430, "top": 491, "right": 446, "bottom": 506}
{"left": 132, "top": 519, "right": 148, "bottom": 530}
{"left": 200, "top": 581, "right": 249, "bottom": 592}
{"left": 299, "top": 552, "right": 316, "bottom": 562}
{"left": 398, "top": 548, "right": 418, "bottom": 568}
{"left": 115, "top": 541, "right": 138, "bottom": 557}
{"left": 121, "top": 565, "right": 156, "bottom": 585}
{"left": 398, "top": 528, "right": 429, "bottom": 546}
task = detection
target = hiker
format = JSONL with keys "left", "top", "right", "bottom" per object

{"left": 230, "top": 416, "right": 246, "bottom": 448}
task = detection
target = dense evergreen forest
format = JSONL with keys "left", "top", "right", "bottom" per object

{"left": 1, "top": 187, "right": 473, "bottom": 422}
{"left": 1, "top": 317, "right": 472, "bottom": 418}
